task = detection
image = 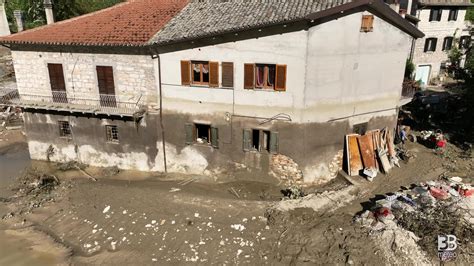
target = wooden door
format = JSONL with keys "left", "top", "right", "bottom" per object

{"left": 47, "top": 64, "right": 67, "bottom": 103}
{"left": 96, "top": 66, "right": 116, "bottom": 107}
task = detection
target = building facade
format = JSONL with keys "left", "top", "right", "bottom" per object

{"left": 1, "top": 0, "right": 423, "bottom": 183}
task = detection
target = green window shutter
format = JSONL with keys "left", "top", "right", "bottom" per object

{"left": 269, "top": 132, "right": 279, "bottom": 153}
{"left": 243, "top": 129, "right": 251, "bottom": 151}
{"left": 211, "top": 126, "right": 219, "bottom": 148}
{"left": 185, "top": 123, "right": 194, "bottom": 145}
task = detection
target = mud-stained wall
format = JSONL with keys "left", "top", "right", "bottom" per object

{"left": 11, "top": 51, "right": 157, "bottom": 105}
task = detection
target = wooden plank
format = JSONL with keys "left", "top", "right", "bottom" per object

{"left": 358, "top": 134, "right": 376, "bottom": 170}
{"left": 377, "top": 148, "right": 392, "bottom": 173}
{"left": 348, "top": 134, "right": 363, "bottom": 176}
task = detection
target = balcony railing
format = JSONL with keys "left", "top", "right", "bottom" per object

{"left": 2, "top": 90, "right": 146, "bottom": 117}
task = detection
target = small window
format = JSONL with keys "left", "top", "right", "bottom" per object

{"left": 353, "top": 123, "right": 368, "bottom": 135}
{"left": 185, "top": 123, "right": 218, "bottom": 148}
{"left": 448, "top": 8, "right": 458, "bottom": 21}
{"left": 243, "top": 129, "right": 277, "bottom": 153}
{"left": 429, "top": 8, "right": 442, "bottom": 22}
{"left": 424, "top": 38, "right": 437, "bottom": 52}
{"left": 244, "top": 63, "right": 287, "bottom": 91}
{"left": 221, "top": 62, "right": 234, "bottom": 88}
{"left": 360, "top": 15, "right": 374, "bottom": 32}
{"left": 191, "top": 61, "right": 210, "bottom": 85}
{"left": 459, "top": 36, "right": 471, "bottom": 49}
{"left": 442, "top": 37, "right": 453, "bottom": 51}
{"left": 58, "top": 121, "right": 71, "bottom": 138}
{"left": 106, "top": 125, "right": 119, "bottom": 143}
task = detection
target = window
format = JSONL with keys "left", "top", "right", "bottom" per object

{"left": 243, "top": 129, "right": 278, "bottom": 153}
{"left": 429, "top": 8, "right": 442, "bottom": 22}
{"left": 221, "top": 62, "right": 234, "bottom": 88}
{"left": 424, "top": 38, "right": 437, "bottom": 52}
{"left": 185, "top": 123, "right": 218, "bottom": 148}
{"left": 244, "top": 63, "right": 287, "bottom": 91}
{"left": 96, "top": 66, "right": 116, "bottom": 107}
{"left": 448, "top": 8, "right": 458, "bottom": 21}
{"left": 360, "top": 15, "right": 374, "bottom": 32}
{"left": 353, "top": 123, "right": 368, "bottom": 135}
{"left": 106, "top": 125, "right": 119, "bottom": 143}
{"left": 459, "top": 36, "right": 471, "bottom": 49}
{"left": 58, "top": 121, "right": 71, "bottom": 138}
{"left": 181, "top": 60, "right": 219, "bottom": 87}
{"left": 442, "top": 37, "right": 453, "bottom": 51}
{"left": 47, "top": 63, "right": 67, "bottom": 103}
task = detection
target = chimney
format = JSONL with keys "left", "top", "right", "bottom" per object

{"left": 0, "top": 0, "right": 10, "bottom": 36}
{"left": 44, "top": 0, "right": 54, "bottom": 25}
{"left": 13, "top": 10, "right": 24, "bottom": 32}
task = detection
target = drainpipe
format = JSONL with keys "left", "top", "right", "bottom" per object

{"left": 0, "top": 0, "right": 10, "bottom": 36}
{"left": 44, "top": 0, "right": 55, "bottom": 25}
{"left": 151, "top": 50, "right": 167, "bottom": 173}
{"left": 13, "top": 10, "right": 24, "bottom": 32}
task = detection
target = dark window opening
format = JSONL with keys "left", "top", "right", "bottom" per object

{"left": 353, "top": 123, "right": 368, "bottom": 135}
{"left": 255, "top": 64, "right": 276, "bottom": 90}
{"left": 192, "top": 61, "right": 209, "bottom": 85}
{"left": 248, "top": 129, "right": 272, "bottom": 152}
{"left": 424, "top": 38, "right": 437, "bottom": 52}
{"left": 59, "top": 121, "right": 71, "bottom": 137}
{"left": 195, "top": 123, "right": 211, "bottom": 144}
{"left": 106, "top": 125, "right": 119, "bottom": 143}
{"left": 429, "top": 8, "right": 442, "bottom": 22}
{"left": 251, "top": 129, "right": 260, "bottom": 150}
{"left": 448, "top": 9, "right": 458, "bottom": 21}
{"left": 442, "top": 37, "right": 453, "bottom": 51}
{"left": 459, "top": 36, "right": 471, "bottom": 49}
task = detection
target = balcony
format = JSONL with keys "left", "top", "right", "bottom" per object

{"left": 2, "top": 90, "right": 146, "bottom": 118}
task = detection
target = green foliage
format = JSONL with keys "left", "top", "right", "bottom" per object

{"left": 467, "top": 0, "right": 474, "bottom": 22}
{"left": 448, "top": 45, "right": 463, "bottom": 67}
{"left": 5, "top": 0, "right": 124, "bottom": 32}
{"left": 404, "top": 59, "right": 415, "bottom": 79}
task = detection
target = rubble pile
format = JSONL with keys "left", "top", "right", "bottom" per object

{"left": 355, "top": 177, "right": 474, "bottom": 261}
{"left": 270, "top": 154, "right": 303, "bottom": 185}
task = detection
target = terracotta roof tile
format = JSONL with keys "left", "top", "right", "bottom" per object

{"left": 0, "top": 0, "right": 188, "bottom": 46}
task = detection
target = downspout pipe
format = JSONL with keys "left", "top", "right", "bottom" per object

{"left": 150, "top": 49, "right": 167, "bottom": 173}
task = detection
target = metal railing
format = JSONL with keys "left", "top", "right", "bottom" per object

{"left": 2, "top": 90, "right": 146, "bottom": 117}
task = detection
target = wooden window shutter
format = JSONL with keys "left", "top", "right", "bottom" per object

{"left": 269, "top": 132, "right": 279, "bottom": 153}
{"left": 244, "top": 63, "right": 255, "bottom": 89}
{"left": 221, "top": 62, "right": 234, "bottom": 88}
{"left": 361, "top": 15, "right": 374, "bottom": 32}
{"left": 209, "top": 61, "right": 219, "bottom": 88}
{"left": 185, "top": 123, "right": 194, "bottom": 145}
{"left": 180, "top": 60, "right": 191, "bottom": 86}
{"left": 275, "top": 65, "right": 287, "bottom": 91}
{"left": 243, "top": 129, "right": 252, "bottom": 151}
{"left": 211, "top": 126, "right": 219, "bottom": 148}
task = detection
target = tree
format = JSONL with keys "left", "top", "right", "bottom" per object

{"left": 467, "top": 0, "right": 474, "bottom": 22}
{"left": 5, "top": 0, "right": 124, "bottom": 32}
{"left": 404, "top": 59, "right": 415, "bottom": 79}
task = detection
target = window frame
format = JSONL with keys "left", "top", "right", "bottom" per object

{"left": 459, "top": 36, "right": 471, "bottom": 49}
{"left": 105, "top": 125, "right": 119, "bottom": 143}
{"left": 442, "top": 37, "right": 453, "bottom": 51}
{"left": 244, "top": 63, "right": 287, "bottom": 91}
{"left": 185, "top": 123, "right": 218, "bottom": 148}
{"left": 429, "top": 8, "right": 442, "bottom": 22}
{"left": 360, "top": 14, "right": 374, "bottom": 32}
{"left": 191, "top": 61, "right": 210, "bottom": 86}
{"left": 424, "top": 38, "right": 438, "bottom": 52}
{"left": 448, "top": 8, "right": 458, "bottom": 21}
{"left": 243, "top": 128, "right": 278, "bottom": 154}
{"left": 254, "top": 64, "right": 277, "bottom": 90}
{"left": 58, "top": 121, "right": 72, "bottom": 138}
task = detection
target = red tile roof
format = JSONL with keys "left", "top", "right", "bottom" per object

{"left": 0, "top": 0, "right": 188, "bottom": 46}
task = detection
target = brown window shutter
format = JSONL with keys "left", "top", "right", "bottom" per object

{"left": 244, "top": 63, "right": 255, "bottom": 89}
{"left": 361, "top": 15, "right": 374, "bottom": 32}
{"left": 209, "top": 61, "right": 219, "bottom": 88}
{"left": 275, "top": 64, "right": 287, "bottom": 91}
{"left": 221, "top": 62, "right": 234, "bottom": 88}
{"left": 96, "top": 66, "right": 115, "bottom": 95}
{"left": 180, "top": 60, "right": 191, "bottom": 85}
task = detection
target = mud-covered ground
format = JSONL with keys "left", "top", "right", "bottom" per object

{"left": 0, "top": 129, "right": 473, "bottom": 265}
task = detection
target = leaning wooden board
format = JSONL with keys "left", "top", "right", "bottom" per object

{"left": 358, "top": 133, "right": 377, "bottom": 170}
{"left": 347, "top": 134, "right": 363, "bottom": 176}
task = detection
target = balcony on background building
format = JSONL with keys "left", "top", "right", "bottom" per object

{"left": 0, "top": 89, "right": 146, "bottom": 118}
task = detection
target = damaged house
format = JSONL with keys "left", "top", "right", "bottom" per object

{"left": 0, "top": 0, "right": 423, "bottom": 183}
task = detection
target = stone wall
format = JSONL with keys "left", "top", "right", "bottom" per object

{"left": 11, "top": 51, "right": 157, "bottom": 105}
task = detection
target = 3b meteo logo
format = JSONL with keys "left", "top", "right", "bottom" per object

{"left": 438, "top": 235, "right": 457, "bottom": 261}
